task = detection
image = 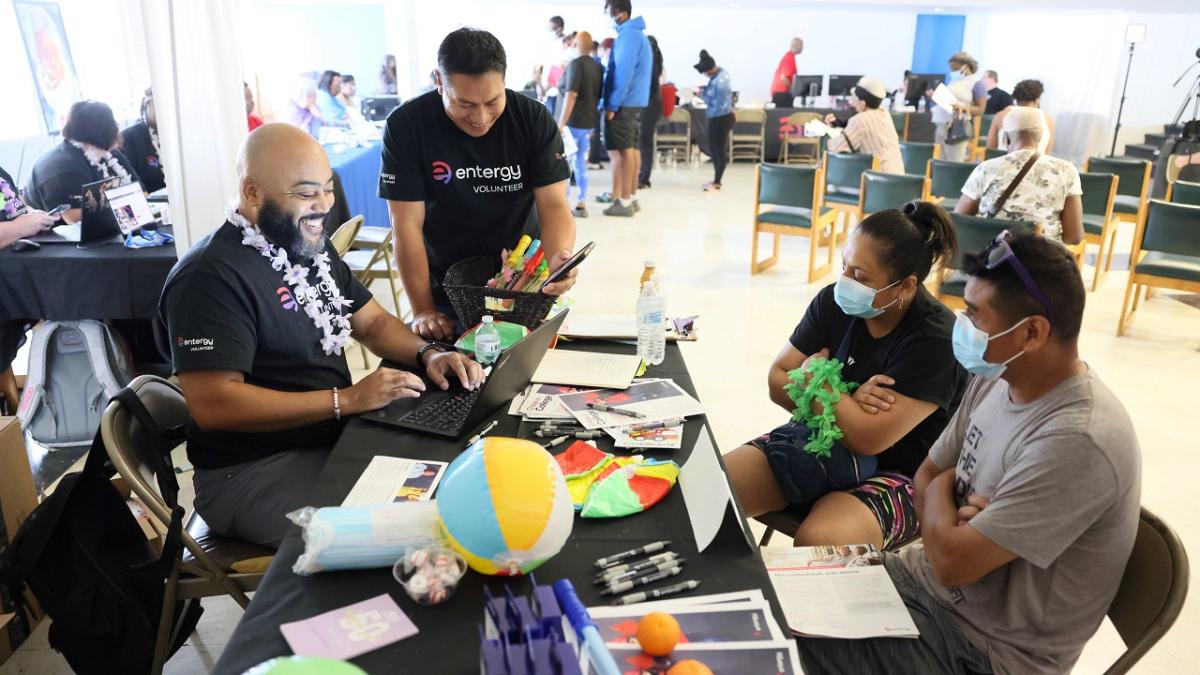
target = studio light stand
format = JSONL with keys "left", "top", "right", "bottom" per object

{"left": 1110, "top": 24, "right": 1146, "bottom": 157}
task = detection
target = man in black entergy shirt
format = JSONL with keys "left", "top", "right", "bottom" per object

{"left": 379, "top": 28, "right": 578, "bottom": 341}
{"left": 160, "top": 124, "right": 483, "bottom": 548}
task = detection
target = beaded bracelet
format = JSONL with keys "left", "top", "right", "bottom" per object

{"left": 783, "top": 356, "right": 859, "bottom": 459}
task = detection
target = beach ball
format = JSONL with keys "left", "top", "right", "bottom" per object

{"left": 435, "top": 437, "right": 573, "bottom": 575}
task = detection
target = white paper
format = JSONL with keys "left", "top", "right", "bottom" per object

{"left": 531, "top": 350, "right": 642, "bottom": 389}
{"left": 592, "top": 589, "right": 767, "bottom": 614}
{"left": 341, "top": 457, "right": 448, "bottom": 507}
{"left": 931, "top": 82, "right": 957, "bottom": 114}
{"left": 561, "top": 127, "right": 578, "bottom": 157}
{"left": 803, "top": 118, "right": 840, "bottom": 139}
{"left": 560, "top": 314, "right": 693, "bottom": 341}
{"left": 556, "top": 380, "right": 705, "bottom": 430}
{"left": 762, "top": 546, "right": 920, "bottom": 639}
{"left": 604, "top": 423, "right": 684, "bottom": 449}
{"left": 679, "top": 428, "right": 750, "bottom": 553}
{"left": 588, "top": 600, "right": 786, "bottom": 642}
{"left": 518, "top": 383, "right": 601, "bottom": 420}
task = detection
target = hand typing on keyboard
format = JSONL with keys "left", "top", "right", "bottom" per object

{"left": 422, "top": 351, "right": 486, "bottom": 391}
{"left": 344, "top": 367, "right": 426, "bottom": 413}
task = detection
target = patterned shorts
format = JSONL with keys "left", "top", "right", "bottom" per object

{"left": 750, "top": 434, "right": 920, "bottom": 550}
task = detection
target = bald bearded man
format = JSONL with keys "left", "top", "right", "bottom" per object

{"left": 160, "top": 123, "right": 483, "bottom": 548}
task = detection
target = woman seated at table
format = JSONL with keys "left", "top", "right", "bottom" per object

{"left": 119, "top": 87, "right": 166, "bottom": 193}
{"left": 287, "top": 78, "right": 325, "bottom": 138}
{"left": 725, "top": 201, "right": 967, "bottom": 550}
{"left": 0, "top": 163, "right": 53, "bottom": 412}
{"left": 824, "top": 77, "right": 904, "bottom": 175}
{"left": 25, "top": 100, "right": 140, "bottom": 224}
{"left": 316, "top": 70, "right": 350, "bottom": 127}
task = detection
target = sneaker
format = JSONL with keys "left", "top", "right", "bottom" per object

{"left": 702, "top": 182, "right": 722, "bottom": 192}
{"left": 638, "top": 180, "right": 652, "bottom": 189}
{"left": 588, "top": 163, "right": 605, "bottom": 170}
{"left": 603, "top": 202, "right": 635, "bottom": 217}
{"left": 573, "top": 206, "right": 589, "bottom": 218}
{"left": 595, "top": 192, "right": 615, "bottom": 204}
{"left": 632, "top": 200, "right": 641, "bottom": 213}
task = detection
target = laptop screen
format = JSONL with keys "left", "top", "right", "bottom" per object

{"left": 102, "top": 182, "right": 155, "bottom": 234}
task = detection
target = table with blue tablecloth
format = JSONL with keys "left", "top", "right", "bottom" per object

{"left": 326, "top": 141, "right": 389, "bottom": 230}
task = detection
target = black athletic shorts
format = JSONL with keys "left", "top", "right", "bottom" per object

{"left": 605, "top": 106, "right": 645, "bottom": 151}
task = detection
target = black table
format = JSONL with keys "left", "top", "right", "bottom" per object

{"left": 214, "top": 341, "right": 787, "bottom": 674}
{"left": 0, "top": 229, "right": 177, "bottom": 322}
{"left": 678, "top": 106, "right": 935, "bottom": 162}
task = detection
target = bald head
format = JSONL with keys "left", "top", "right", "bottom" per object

{"left": 235, "top": 123, "right": 336, "bottom": 257}
{"left": 790, "top": 37, "right": 804, "bottom": 54}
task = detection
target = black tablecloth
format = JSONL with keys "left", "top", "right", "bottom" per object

{"left": 214, "top": 341, "right": 786, "bottom": 675}
{"left": 0, "top": 229, "right": 178, "bottom": 321}
{"left": 680, "top": 106, "right": 935, "bottom": 162}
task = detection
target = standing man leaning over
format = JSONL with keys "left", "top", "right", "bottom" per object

{"left": 598, "top": 0, "right": 652, "bottom": 218}
{"left": 161, "top": 124, "right": 483, "bottom": 548}
{"left": 379, "top": 28, "right": 578, "bottom": 341}
{"left": 770, "top": 37, "right": 804, "bottom": 108}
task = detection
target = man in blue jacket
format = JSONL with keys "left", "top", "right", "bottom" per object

{"left": 599, "top": 0, "right": 651, "bottom": 217}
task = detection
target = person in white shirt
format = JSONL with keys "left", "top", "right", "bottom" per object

{"left": 956, "top": 107, "right": 1082, "bottom": 244}
{"left": 825, "top": 77, "right": 904, "bottom": 175}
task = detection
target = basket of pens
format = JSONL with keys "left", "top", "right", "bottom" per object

{"left": 443, "top": 235, "right": 556, "bottom": 330}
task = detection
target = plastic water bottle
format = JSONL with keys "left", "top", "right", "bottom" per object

{"left": 475, "top": 316, "right": 502, "bottom": 366}
{"left": 636, "top": 275, "right": 666, "bottom": 366}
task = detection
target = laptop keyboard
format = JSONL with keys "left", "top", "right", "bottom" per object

{"left": 400, "top": 386, "right": 482, "bottom": 433}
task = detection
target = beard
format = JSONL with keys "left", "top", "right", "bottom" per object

{"left": 257, "top": 196, "right": 329, "bottom": 260}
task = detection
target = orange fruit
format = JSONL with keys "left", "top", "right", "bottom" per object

{"left": 668, "top": 660, "right": 713, "bottom": 675}
{"left": 636, "top": 611, "right": 681, "bottom": 657}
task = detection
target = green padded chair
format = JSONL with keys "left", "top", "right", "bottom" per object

{"left": 1167, "top": 179, "right": 1200, "bottom": 206}
{"left": 1086, "top": 157, "right": 1151, "bottom": 227}
{"left": 890, "top": 111, "right": 909, "bottom": 141}
{"left": 970, "top": 114, "right": 995, "bottom": 161}
{"left": 1078, "top": 172, "right": 1120, "bottom": 291}
{"left": 899, "top": 141, "right": 940, "bottom": 177}
{"left": 936, "top": 213, "right": 1036, "bottom": 311}
{"left": 984, "top": 147, "right": 1006, "bottom": 161}
{"left": 822, "top": 152, "right": 878, "bottom": 238}
{"left": 860, "top": 170, "right": 930, "bottom": 217}
{"left": 929, "top": 159, "right": 976, "bottom": 205}
{"left": 1102, "top": 506, "right": 1190, "bottom": 675}
{"left": 1118, "top": 199, "right": 1200, "bottom": 336}
{"left": 752, "top": 163, "right": 838, "bottom": 282}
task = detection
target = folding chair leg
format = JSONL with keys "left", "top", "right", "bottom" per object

{"left": 759, "top": 528, "right": 774, "bottom": 547}
{"left": 1132, "top": 284, "right": 1144, "bottom": 313}
{"left": 181, "top": 535, "right": 252, "bottom": 608}
{"left": 360, "top": 342, "right": 370, "bottom": 370}
{"left": 152, "top": 563, "right": 181, "bottom": 675}
{"left": 1118, "top": 281, "right": 1138, "bottom": 336}
{"left": 750, "top": 228, "right": 762, "bottom": 274}
{"left": 772, "top": 233, "right": 781, "bottom": 259}
{"left": 1091, "top": 240, "right": 1106, "bottom": 291}
{"left": 383, "top": 252, "right": 404, "bottom": 319}
{"left": 1105, "top": 227, "right": 1119, "bottom": 272}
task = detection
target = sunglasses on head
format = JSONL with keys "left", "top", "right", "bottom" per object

{"left": 981, "top": 231, "right": 1055, "bottom": 326}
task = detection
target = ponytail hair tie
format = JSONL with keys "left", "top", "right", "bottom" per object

{"left": 902, "top": 200, "right": 920, "bottom": 216}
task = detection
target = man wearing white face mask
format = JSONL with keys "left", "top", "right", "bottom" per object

{"left": 795, "top": 231, "right": 1141, "bottom": 674}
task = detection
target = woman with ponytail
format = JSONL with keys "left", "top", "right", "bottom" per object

{"left": 727, "top": 201, "right": 967, "bottom": 550}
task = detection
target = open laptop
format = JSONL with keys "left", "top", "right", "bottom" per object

{"left": 364, "top": 309, "right": 569, "bottom": 439}
{"left": 29, "top": 177, "right": 129, "bottom": 246}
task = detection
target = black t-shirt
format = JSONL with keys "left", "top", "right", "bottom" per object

{"left": 158, "top": 222, "right": 374, "bottom": 469}
{"left": 120, "top": 122, "right": 166, "bottom": 193}
{"left": 562, "top": 56, "right": 604, "bottom": 129}
{"left": 24, "top": 141, "right": 140, "bottom": 211}
{"left": 985, "top": 88, "right": 1014, "bottom": 115}
{"left": 377, "top": 90, "right": 569, "bottom": 305}
{"left": 789, "top": 284, "right": 967, "bottom": 476}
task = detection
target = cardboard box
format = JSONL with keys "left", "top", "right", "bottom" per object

{"left": 0, "top": 417, "right": 43, "bottom": 666}
{"left": 111, "top": 476, "right": 168, "bottom": 555}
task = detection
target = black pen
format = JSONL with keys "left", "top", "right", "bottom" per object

{"left": 600, "top": 565, "right": 683, "bottom": 595}
{"left": 594, "top": 551, "right": 679, "bottom": 582}
{"left": 602, "top": 558, "right": 686, "bottom": 589}
{"left": 594, "top": 540, "right": 670, "bottom": 569}
{"left": 614, "top": 580, "right": 701, "bottom": 606}
{"left": 587, "top": 402, "right": 646, "bottom": 419}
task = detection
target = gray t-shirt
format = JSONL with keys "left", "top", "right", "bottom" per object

{"left": 901, "top": 368, "right": 1141, "bottom": 675}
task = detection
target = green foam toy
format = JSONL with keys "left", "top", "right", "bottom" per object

{"left": 783, "top": 356, "right": 858, "bottom": 459}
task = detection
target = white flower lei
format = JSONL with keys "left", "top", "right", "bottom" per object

{"left": 147, "top": 124, "right": 161, "bottom": 155}
{"left": 67, "top": 139, "right": 132, "bottom": 183}
{"left": 226, "top": 203, "right": 354, "bottom": 355}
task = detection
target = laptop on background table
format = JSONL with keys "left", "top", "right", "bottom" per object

{"left": 364, "top": 309, "right": 569, "bottom": 439}
{"left": 29, "top": 178, "right": 158, "bottom": 247}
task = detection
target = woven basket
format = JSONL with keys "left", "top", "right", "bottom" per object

{"left": 443, "top": 256, "right": 556, "bottom": 330}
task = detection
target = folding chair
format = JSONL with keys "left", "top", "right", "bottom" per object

{"left": 100, "top": 376, "right": 272, "bottom": 675}
{"left": 1102, "top": 506, "right": 1190, "bottom": 674}
{"left": 751, "top": 163, "right": 838, "bottom": 282}
{"left": 730, "top": 108, "right": 767, "bottom": 163}
{"left": 1117, "top": 199, "right": 1200, "bottom": 336}
{"left": 1166, "top": 179, "right": 1200, "bottom": 206}
{"left": 890, "top": 112, "right": 909, "bottom": 142}
{"left": 655, "top": 108, "right": 692, "bottom": 164}
{"left": 899, "top": 141, "right": 940, "bottom": 177}
{"left": 983, "top": 147, "right": 1006, "bottom": 161}
{"left": 935, "top": 214, "right": 1037, "bottom": 311}
{"left": 860, "top": 170, "right": 931, "bottom": 219}
{"left": 928, "top": 159, "right": 976, "bottom": 206}
{"left": 1085, "top": 157, "right": 1151, "bottom": 228}
{"left": 346, "top": 226, "right": 407, "bottom": 321}
{"left": 823, "top": 152, "right": 878, "bottom": 239}
{"left": 1078, "top": 172, "right": 1119, "bottom": 291}
{"left": 329, "top": 215, "right": 363, "bottom": 257}
{"left": 780, "top": 112, "right": 822, "bottom": 165}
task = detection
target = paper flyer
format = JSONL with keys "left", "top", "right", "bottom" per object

{"left": 603, "top": 641, "right": 803, "bottom": 675}
{"left": 604, "top": 423, "right": 684, "bottom": 449}
{"left": 557, "top": 380, "right": 705, "bottom": 430}
{"left": 589, "top": 601, "right": 784, "bottom": 643}
{"left": 341, "top": 456, "right": 448, "bottom": 507}
{"left": 279, "top": 594, "right": 417, "bottom": 660}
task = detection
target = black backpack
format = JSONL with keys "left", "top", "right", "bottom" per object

{"left": 0, "top": 389, "right": 203, "bottom": 674}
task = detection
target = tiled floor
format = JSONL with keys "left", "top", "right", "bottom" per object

{"left": 4, "top": 160, "right": 1197, "bottom": 674}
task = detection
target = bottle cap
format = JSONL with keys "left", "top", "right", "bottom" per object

{"left": 482, "top": 315, "right": 493, "bottom": 323}
{"left": 644, "top": 260, "right": 656, "bottom": 268}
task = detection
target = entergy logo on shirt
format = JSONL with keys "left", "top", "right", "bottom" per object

{"left": 432, "top": 159, "right": 524, "bottom": 193}
{"left": 176, "top": 337, "right": 215, "bottom": 352}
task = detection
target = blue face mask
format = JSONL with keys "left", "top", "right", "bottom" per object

{"left": 834, "top": 275, "right": 901, "bottom": 319}
{"left": 951, "top": 312, "right": 1029, "bottom": 379}
{"left": 610, "top": 16, "right": 621, "bottom": 30}
{"left": 947, "top": 68, "right": 965, "bottom": 83}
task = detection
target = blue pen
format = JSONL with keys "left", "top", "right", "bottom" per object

{"left": 523, "top": 239, "right": 542, "bottom": 262}
{"left": 553, "top": 579, "right": 620, "bottom": 675}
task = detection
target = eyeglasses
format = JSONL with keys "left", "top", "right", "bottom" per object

{"left": 981, "top": 230, "right": 1054, "bottom": 326}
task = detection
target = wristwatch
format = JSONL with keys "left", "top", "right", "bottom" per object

{"left": 415, "top": 341, "right": 451, "bottom": 371}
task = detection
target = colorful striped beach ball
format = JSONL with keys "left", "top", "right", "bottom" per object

{"left": 436, "top": 437, "right": 573, "bottom": 575}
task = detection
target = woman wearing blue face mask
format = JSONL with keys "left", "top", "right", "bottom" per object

{"left": 726, "top": 201, "right": 968, "bottom": 551}
{"left": 928, "top": 52, "right": 987, "bottom": 162}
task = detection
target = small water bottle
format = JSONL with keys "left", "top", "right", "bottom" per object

{"left": 475, "top": 316, "right": 502, "bottom": 366}
{"left": 636, "top": 275, "right": 666, "bottom": 366}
